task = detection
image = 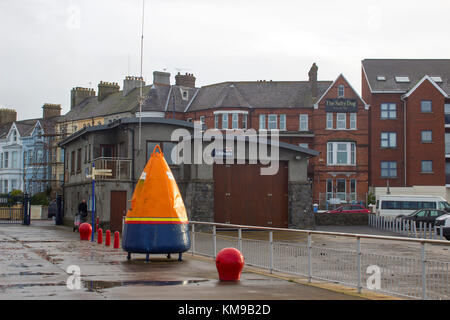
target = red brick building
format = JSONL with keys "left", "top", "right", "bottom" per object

{"left": 172, "top": 65, "right": 370, "bottom": 207}
{"left": 362, "top": 59, "right": 450, "bottom": 200}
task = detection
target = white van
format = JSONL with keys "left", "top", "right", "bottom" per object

{"left": 376, "top": 195, "right": 450, "bottom": 217}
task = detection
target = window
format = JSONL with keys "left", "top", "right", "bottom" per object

{"left": 12, "top": 151, "right": 17, "bottom": 169}
{"left": 326, "top": 113, "right": 333, "bottom": 129}
{"left": 279, "top": 114, "right": 286, "bottom": 131}
{"left": 37, "top": 150, "right": 43, "bottom": 163}
{"left": 299, "top": 114, "right": 308, "bottom": 131}
{"left": 326, "top": 179, "right": 333, "bottom": 200}
{"left": 214, "top": 115, "right": 219, "bottom": 129}
{"left": 381, "top": 161, "right": 397, "bottom": 178}
{"left": 350, "top": 113, "right": 357, "bottom": 129}
{"left": 422, "top": 160, "right": 433, "bottom": 173}
{"left": 3, "top": 180, "right": 7, "bottom": 194}
{"left": 71, "top": 151, "right": 75, "bottom": 175}
{"left": 350, "top": 179, "right": 357, "bottom": 201}
{"left": 338, "top": 85, "right": 345, "bottom": 97}
{"left": 84, "top": 146, "right": 88, "bottom": 164}
{"left": 4, "top": 152, "right": 8, "bottom": 168}
{"left": 327, "top": 142, "right": 356, "bottom": 165}
{"left": 11, "top": 180, "right": 17, "bottom": 191}
{"left": 243, "top": 114, "right": 248, "bottom": 129}
{"left": 336, "top": 113, "right": 346, "bottom": 129}
{"left": 268, "top": 115, "right": 277, "bottom": 130}
{"left": 12, "top": 130, "right": 17, "bottom": 142}
{"left": 259, "top": 114, "right": 266, "bottom": 130}
{"left": 77, "top": 149, "right": 81, "bottom": 173}
{"left": 421, "top": 131, "right": 432, "bottom": 143}
{"left": 0, "top": 153, "right": 2, "bottom": 169}
{"left": 381, "top": 103, "right": 396, "bottom": 119}
{"left": 232, "top": 114, "right": 239, "bottom": 129}
{"left": 200, "top": 116, "right": 205, "bottom": 127}
{"left": 299, "top": 143, "right": 309, "bottom": 149}
{"left": 222, "top": 114, "right": 228, "bottom": 129}
{"left": 421, "top": 101, "right": 432, "bottom": 113}
{"left": 381, "top": 132, "right": 397, "bottom": 148}
{"left": 336, "top": 179, "right": 346, "bottom": 200}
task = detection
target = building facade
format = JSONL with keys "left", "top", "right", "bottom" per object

{"left": 362, "top": 59, "right": 450, "bottom": 200}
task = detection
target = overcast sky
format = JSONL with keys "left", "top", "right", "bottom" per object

{"left": 1, "top": 0, "right": 450, "bottom": 120}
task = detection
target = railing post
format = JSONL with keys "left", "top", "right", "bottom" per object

{"left": 440, "top": 226, "right": 444, "bottom": 240}
{"left": 421, "top": 242, "right": 427, "bottom": 300}
{"left": 213, "top": 225, "right": 217, "bottom": 259}
{"left": 238, "top": 228, "right": 242, "bottom": 252}
{"left": 192, "top": 224, "right": 195, "bottom": 255}
{"left": 357, "top": 237, "right": 362, "bottom": 294}
{"left": 269, "top": 231, "right": 274, "bottom": 274}
{"left": 307, "top": 233, "right": 312, "bottom": 283}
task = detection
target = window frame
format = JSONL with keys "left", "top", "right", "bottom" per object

{"left": 381, "top": 132, "right": 397, "bottom": 148}
{"left": 381, "top": 103, "right": 397, "bottom": 119}
{"left": 336, "top": 113, "right": 346, "bottom": 130}
{"left": 299, "top": 114, "right": 309, "bottom": 131}
{"left": 268, "top": 114, "right": 278, "bottom": 130}
{"left": 421, "top": 130, "right": 432, "bottom": 143}
{"left": 350, "top": 113, "right": 357, "bottom": 130}
{"left": 421, "top": 100, "right": 433, "bottom": 113}
{"left": 279, "top": 114, "right": 286, "bottom": 131}
{"left": 421, "top": 160, "right": 433, "bottom": 173}
{"left": 259, "top": 114, "right": 266, "bottom": 130}
{"left": 338, "top": 85, "right": 345, "bottom": 98}
{"left": 381, "top": 161, "right": 397, "bottom": 178}
{"left": 326, "top": 113, "right": 333, "bottom": 129}
{"left": 222, "top": 114, "right": 228, "bottom": 129}
{"left": 214, "top": 115, "right": 219, "bottom": 129}
{"left": 327, "top": 142, "right": 356, "bottom": 166}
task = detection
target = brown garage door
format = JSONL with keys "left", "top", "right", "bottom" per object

{"left": 110, "top": 191, "right": 127, "bottom": 233}
{"left": 214, "top": 162, "right": 288, "bottom": 228}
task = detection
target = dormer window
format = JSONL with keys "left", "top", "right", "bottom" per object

{"left": 12, "top": 130, "right": 17, "bottom": 142}
{"left": 181, "top": 89, "right": 189, "bottom": 101}
{"left": 338, "top": 85, "right": 345, "bottom": 98}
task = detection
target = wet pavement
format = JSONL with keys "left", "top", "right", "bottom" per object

{"left": 0, "top": 221, "right": 364, "bottom": 300}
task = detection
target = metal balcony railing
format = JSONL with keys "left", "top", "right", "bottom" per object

{"left": 90, "top": 157, "right": 132, "bottom": 181}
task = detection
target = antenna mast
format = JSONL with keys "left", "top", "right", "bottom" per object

{"left": 138, "top": 0, "right": 145, "bottom": 151}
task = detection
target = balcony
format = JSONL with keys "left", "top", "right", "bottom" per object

{"left": 90, "top": 158, "right": 132, "bottom": 181}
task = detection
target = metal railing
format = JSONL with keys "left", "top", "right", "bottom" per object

{"left": 0, "top": 207, "right": 24, "bottom": 224}
{"left": 368, "top": 214, "right": 445, "bottom": 240}
{"left": 189, "top": 221, "right": 450, "bottom": 300}
{"left": 90, "top": 157, "right": 132, "bottom": 181}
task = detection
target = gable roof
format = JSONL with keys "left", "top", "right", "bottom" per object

{"left": 187, "top": 81, "right": 333, "bottom": 112}
{"left": 314, "top": 74, "right": 369, "bottom": 109}
{"left": 402, "top": 75, "right": 449, "bottom": 99}
{"left": 362, "top": 59, "right": 450, "bottom": 94}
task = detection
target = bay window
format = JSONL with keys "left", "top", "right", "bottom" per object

{"left": 327, "top": 142, "right": 356, "bottom": 166}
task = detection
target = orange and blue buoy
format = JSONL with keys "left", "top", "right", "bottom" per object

{"left": 122, "top": 145, "right": 191, "bottom": 262}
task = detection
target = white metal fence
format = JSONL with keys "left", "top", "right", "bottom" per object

{"left": 190, "top": 221, "right": 450, "bottom": 300}
{"left": 368, "top": 214, "right": 445, "bottom": 240}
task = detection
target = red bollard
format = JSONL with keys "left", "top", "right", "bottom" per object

{"left": 105, "top": 230, "right": 111, "bottom": 247}
{"left": 113, "top": 232, "right": 120, "bottom": 249}
{"left": 97, "top": 228, "right": 103, "bottom": 244}
{"left": 79, "top": 223, "right": 92, "bottom": 241}
{"left": 216, "top": 248, "right": 245, "bottom": 281}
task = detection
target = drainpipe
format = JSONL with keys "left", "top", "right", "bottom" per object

{"left": 401, "top": 96, "right": 407, "bottom": 187}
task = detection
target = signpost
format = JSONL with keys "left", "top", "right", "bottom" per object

{"left": 86, "top": 163, "right": 112, "bottom": 242}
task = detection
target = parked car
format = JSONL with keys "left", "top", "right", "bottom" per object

{"left": 435, "top": 214, "right": 450, "bottom": 240}
{"left": 396, "top": 209, "right": 447, "bottom": 226}
{"left": 326, "top": 204, "right": 370, "bottom": 214}
{"left": 47, "top": 200, "right": 57, "bottom": 219}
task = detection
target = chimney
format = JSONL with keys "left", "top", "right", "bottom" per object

{"left": 175, "top": 72, "right": 196, "bottom": 88}
{"left": 308, "top": 63, "right": 318, "bottom": 98}
{"left": 0, "top": 108, "right": 17, "bottom": 125}
{"left": 153, "top": 71, "right": 171, "bottom": 86}
{"left": 98, "top": 81, "right": 120, "bottom": 102}
{"left": 123, "top": 76, "right": 145, "bottom": 96}
{"left": 42, "top": 104, "right": 62, "bottom": 119}
{"left": 71, "top": 87, "right": 95, "bottom": 110}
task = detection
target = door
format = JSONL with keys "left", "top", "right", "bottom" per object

{"left": 213, "top": 162, "right": 288, "bottom": 228}
{"left": 110, "top": 191, "right": 127, "bottom": 233}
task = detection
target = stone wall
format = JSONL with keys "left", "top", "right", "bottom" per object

{"left": 288, "top": 182, "right": 315, "bottom": 229}
{"left": 184, "top": 181, "right": 214, "bottom": 223}
{"left": 314, "top": 212, "right": 369, "bottom": 226}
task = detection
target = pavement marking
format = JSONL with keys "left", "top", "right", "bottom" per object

{"left": 189, "top": 254, "right": 402, "bottom": 300}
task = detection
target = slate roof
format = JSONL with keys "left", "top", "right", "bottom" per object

{"left": 362, "top": 59, "right": 450, "bottom": 94}
{"left": 187, "top": 81, "right": 333, "bottom": 112}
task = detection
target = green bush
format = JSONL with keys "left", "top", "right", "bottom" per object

{"left": 8, "top": 190, "right": 23, "bottom": 207}
{"left": 30, "top": 192, "right": 49, "bottom": 206}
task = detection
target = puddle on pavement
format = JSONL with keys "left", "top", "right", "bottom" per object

{"left": 0, "top": 272, "right": 57, "bottom": 277}
{"left": 83, "top": 279, "right": 210, "bottom": 292}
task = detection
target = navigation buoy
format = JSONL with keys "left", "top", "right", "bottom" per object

{"left": 122, "top": 145, "right": 191, "bottom": 262}
{"left": 216, "top": 248, "right": 245, "bottom": 281}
